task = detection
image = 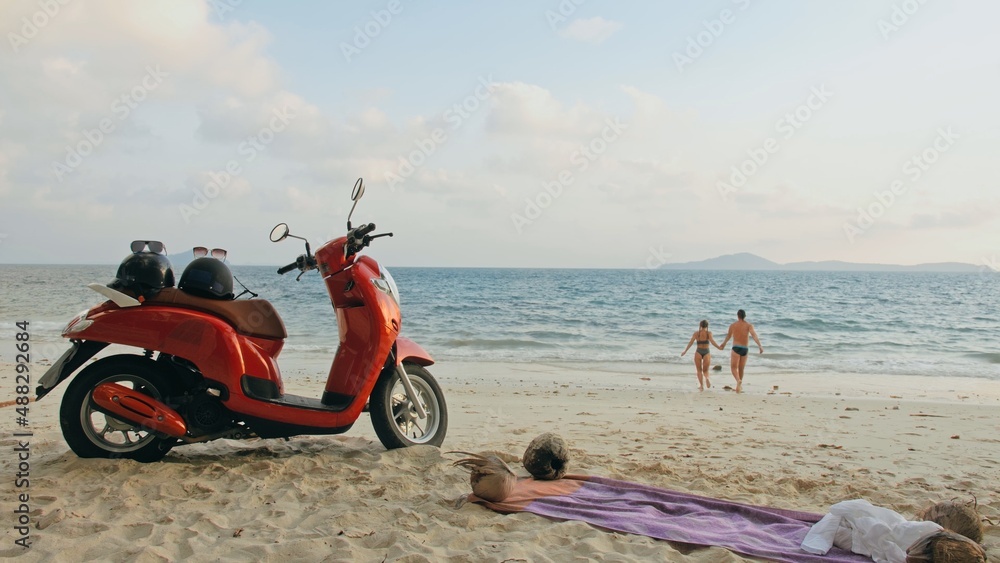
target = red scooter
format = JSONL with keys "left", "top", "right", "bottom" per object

{"left": 37, "top": 178, "right": 447, "bottom": 462}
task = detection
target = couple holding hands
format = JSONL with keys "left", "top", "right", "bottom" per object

{"left": 680, "top": 309, "right": 763, "bottom": 393}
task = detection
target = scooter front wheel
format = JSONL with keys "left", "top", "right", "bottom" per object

{"left": 59, "top": 355, "right": 178, "bottom": 463}
{"left": 370, "top": 363, "right": 447, "bottom": 449}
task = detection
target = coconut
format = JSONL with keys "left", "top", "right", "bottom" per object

{"left": 917, "top": 500, "right": 984, "bottom": 543}
{"left": 905, "top": 530, "right": 986, "bottom": 563}
{"left": 450, "top": 451, "right": 517, "bottom": 503}
{"left": 522, "top": 432, "right": 569, "bottom": 480}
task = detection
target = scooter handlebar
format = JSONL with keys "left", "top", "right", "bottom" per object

{"left": 346, "top": 223, "right": 378, "bottom": 256}
{"left": 353, "top": 223, "right": 376, "bottom": 238}
{"left": 277, "top": 261, "right": 298, "bottom": 275}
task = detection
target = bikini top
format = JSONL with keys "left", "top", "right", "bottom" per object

{"left": 697, "top": 330, "right": 709, "bottom": 346}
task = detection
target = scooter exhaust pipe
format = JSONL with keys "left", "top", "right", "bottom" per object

{"left": 90, "top": 383, "right": 187, "bottom": 438}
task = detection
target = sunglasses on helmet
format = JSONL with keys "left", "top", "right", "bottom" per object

{"left": 131, "top": 240, "right": 167, "bottom": 254}
{"left": 193, "top": 246, "right": 227, "bottom": 261}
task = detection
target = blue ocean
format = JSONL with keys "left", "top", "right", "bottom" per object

{"left": 1, "top": 265, "right": 998, "bottom": 381}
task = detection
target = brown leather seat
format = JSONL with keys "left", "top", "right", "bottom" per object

{"left": 147, "top": 288, "right": 287, "bottom": 340}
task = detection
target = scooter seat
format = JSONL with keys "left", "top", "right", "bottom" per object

{"left": 147, "top": 288, "right": 287, "bottom": 340}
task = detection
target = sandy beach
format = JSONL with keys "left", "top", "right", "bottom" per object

{"left": 2, "top": 358, "right": 999, "bottom": 561}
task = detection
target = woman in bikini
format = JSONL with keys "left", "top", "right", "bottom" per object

{"left": 680, "top": 320, "right": 721, "bottom": 391}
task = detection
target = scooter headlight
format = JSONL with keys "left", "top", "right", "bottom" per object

{"left": 372, "top": 264, "right": 400, "bottom": 306}
{"left": 63, "top": 309, "right": 93, "bottom": 335}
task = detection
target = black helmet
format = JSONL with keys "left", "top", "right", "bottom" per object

{"left": 109, "top": 252, "right": 175, "bottom": 300}
{"left": 179, "top": 257, "right": 234, "bottom": 300}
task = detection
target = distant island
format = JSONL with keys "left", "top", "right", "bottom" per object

{"left": 659, "top": 252, "right": 981, "bottom": 272}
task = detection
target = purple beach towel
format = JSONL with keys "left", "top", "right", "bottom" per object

{"left": 470, "top": 475, "right": 871, "bottom": 563}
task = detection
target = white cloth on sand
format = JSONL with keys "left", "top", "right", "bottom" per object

{"left": 801, "top": 499, "right": 942, "bottom": 563}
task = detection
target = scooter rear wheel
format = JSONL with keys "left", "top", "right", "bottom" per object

{"left": 370, "top": 363, "right": 447, "bottom": 449}
{"left": 60, "top": 355, "right": 178, "bottom": 463}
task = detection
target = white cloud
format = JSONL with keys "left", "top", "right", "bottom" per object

{"left": 0, "top": 1, "right": 286, "bottom": 210}
{"left": 557, "top": 17, "right": 623, "bottom": 44}
{"left": 486, "top": 81, "right": 605, "bottom": 139}
{"left": 0, "top": 3, "right": 992, "bottom": 267}
{"left": 907, "top": 205, "right": 997, "bottom": 230}
{"left": 2, "top": 2, "right": 280, "bottom": 101}
{"left": 196, "top": 91, "right": 314, "bottom": 143}
{"left": 28, "top": 186, "right": 115, "bottom": 220}
{"left": 286, "top": 185, "right": 333, "bottom": 214}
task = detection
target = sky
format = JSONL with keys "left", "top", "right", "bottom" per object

{"left": 0, "top": 0, "right": 998, "bottom": 268}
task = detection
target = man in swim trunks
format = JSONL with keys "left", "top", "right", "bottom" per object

{"left": 717, "top": 309, "right": 763, "bottom": 393}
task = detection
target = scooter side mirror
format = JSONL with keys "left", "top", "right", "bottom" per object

{"left": 351, "top": 178, "right": 365, "bottom": 202}
{"left": 270, "top": 223, "right": 290, "bottom": 243}
{"left": 347, "top": 178, "right": 365, "bottom": 229}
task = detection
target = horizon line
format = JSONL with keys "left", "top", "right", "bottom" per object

{"left": 0, "top": 262, "right": 987, "bottom": 272}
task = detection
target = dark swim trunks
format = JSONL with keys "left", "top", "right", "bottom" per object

{"left": 732, "top": 346, "right": 749, "bottom": 357}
